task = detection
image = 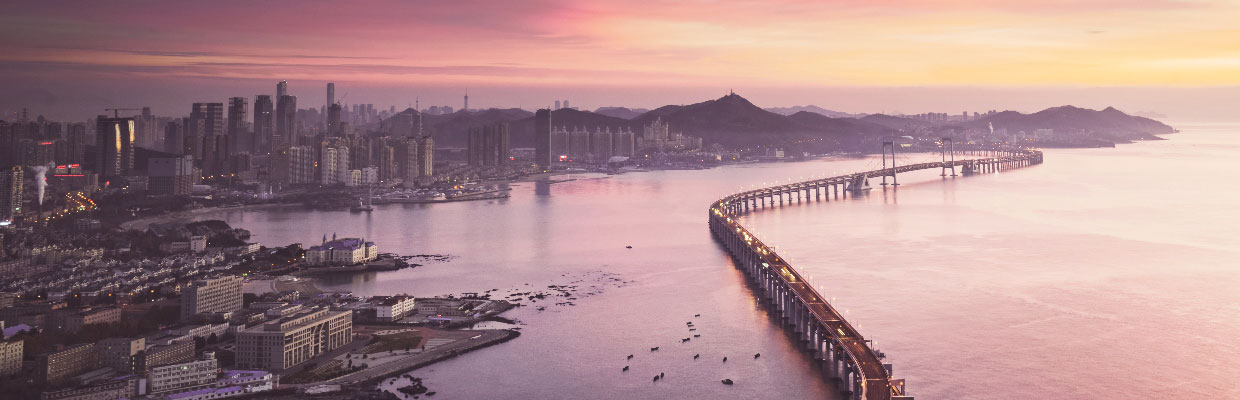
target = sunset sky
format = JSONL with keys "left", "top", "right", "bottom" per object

{"left": 2, "top": 0, "right": 1238, "bottom": 120}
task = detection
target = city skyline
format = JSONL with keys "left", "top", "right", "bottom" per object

{"left": 2, "top": 1, "right": 1239, "bottom": 121}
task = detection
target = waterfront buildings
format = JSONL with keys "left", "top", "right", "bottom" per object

{"left": 95, "top": 117, "right": 135, "bottom": 178}
{"left": 305, "top": 237, "right": 378, "bottom": 265}
{"left": 550, "top": 126, "right": 637, "bottom": 162}
{"left": 467, "top": 123, "right": 510, "bottom": 166}
{"left": 369, "top": 296, "right": 417, "bottom": 322}
{"left": 638, "top": 116, "right": 701, "bottom": 152}
{"left": 535, "top": 109, "right": 551, "bottom": 167}
{"left": 180, "top": 275, "right": 244, "bottom": 322}
{"left": 270, "top": 145, "right": 315, "bottom": 185}
{"left": 235, "top": 306, "right": 352, "bottom": 370}
{"left": 148, "top": 155, "right": 196, "bottom": 196}
{"left": 319, "top": 145, "right": 349, "bottom": 185}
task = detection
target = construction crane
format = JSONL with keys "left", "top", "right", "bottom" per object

{"left": 103, "top": 108, "right": 142, "bottom": 118}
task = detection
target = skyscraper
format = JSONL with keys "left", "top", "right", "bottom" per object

{"left": 0, "top": 166, "right": 21, "bottom": 225}
{"left": 276, "top": 80, "right": 287, "bottom": 99}
{"left": 535, "top": 109, "right": 552, "bottom": 168}
{"left": 189, "top": 103, "right": 224, "bottom": 137}
{"left": 275, "top": 95, "right": 297, "bottom": 148}
{"left": 164, "top": 119, "right": 185, "bottom": 155}
{"left": 227, "top": 97, "right": 249, "bottom": 153}
{"left": 95, "top": 116, "right": 135, "bottom": 177}
{"left": 190, "top": 103, "right": 225, "bottom": 174}
{"left": 66, "top": 123, "right": 86, "bottom": 164}
{"left": 463, "top": 90, "right": 469, "bottom": 112}
{"left": 326, "top": 82, "right": 335, "bottom": 108}
{"left": 555, "top": 100, "right": 561, "bottom": 110}
{"left": 253, "top": 95, "right": 274, "bottom": 153}
{"left": 327, "top": 103, "right": 342, "bottom": 136}
{"left": 416, "top": 137, "right": 434, "bottom": 178}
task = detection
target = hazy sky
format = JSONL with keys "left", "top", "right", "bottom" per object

{"left": 2, "top": 0, "right": 1238, "bottom": 121}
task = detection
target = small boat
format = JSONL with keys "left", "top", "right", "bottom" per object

{"left": 653, "top": 375, "right": 660, "bottom": 382}
{"left": 626, "top": 245, "right": 633, "bottom": 249}
{"left": 627, "top": 354, "right": 634, "bottom": 360}
{"left": 694, "top": 314, "right": 701, "bottom": 317}
{"left": 693, "top": 334, "right": 700, "bottom": 338}
{"left": 650, "top": 347, "right": 659, "bottom": 351}
{"left": 722, "top": 357, "right": 728, "bottom": 362}
{"left": 722, "top": 379, "right": 734, "bottom": 385}
{"left": 681, "top": 338, "right": 690, "bottom": 342}
{"left": 622, "top": 366, "right": 629, "bottom": 372}
{"left": 754, "top": 353, "right": 761, "bottom": 359}
{"left": 693, "top": 354, "right": 700, "bottom": 359}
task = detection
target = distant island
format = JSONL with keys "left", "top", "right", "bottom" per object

{"left": 409, "top": 93, "right": 1173, "bottom": 152}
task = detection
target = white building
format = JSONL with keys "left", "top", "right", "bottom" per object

{"left": 369, "top": 296, "right": 416, "bottom": 322}
{"left": 304, "top": 238, "right": 378, "bottom": 265}
{"left": 148, "top": 353, "right": 219, "bottom": 395}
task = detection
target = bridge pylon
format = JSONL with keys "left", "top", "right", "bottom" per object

{"left": 940, "top": 137, "right": 956, "bottom": 177}
{"left": 881, "top": 141, "right": 898, "bottom": 187}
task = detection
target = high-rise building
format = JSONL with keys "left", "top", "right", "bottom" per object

{"left": 95, "top": 117, "right": 135, "bottom": 177}
{"left": 227, "top": 97, "right": 249, "bottom": 153}
{"left": 535, "top": 109, "right": 552, "bottom": 167}
{"left": 253, "top": 95, "right": 274, "bottom": 153}
{"left": 98, "top": 337, "right": 144, "bottom": 374}
{"left": 0, "top": 166, "right": 20, "bottom": 225}
{"left": 189, "top": 103, "right": 224, "bottom": 138}
{"left": 235, "top": 306, "right": 352, "bottom": 370}
{"left": 275, "top": 95, "right": 297, "bottom": 148}
{"left": 164, "top": 119, "right": 186, "bottom": 155}
{"left": 416, "top": 136, "right": 434, "bottom": 177}
{"left": 136, "top": 106, "right": 157, "bottom": 149}
{"left": 0, "top": 340, "right": 21, "bottom": 376}
{"left": 276, "top": 80, "right": 287, "bottom": 99}
{"left": 563, "top": 100, "right": 570, "bottom": 110}
{"left": 613, "top": 128, "right": 636, "bottom": 157}
{"left": 180, "top": 275, "right": 243, "bottom": 322}
{"left": 591, "top": 127, "right": 613, "bottom": 160}
{"left": 467, "top": 123, "right": 511, "bottom": 166}
{"left": 555, "top": 100, "right": 561, "bottom": 110}
{"left": 326, "top": 82, "right": 335, "bottom": 108}
{"left": 327, "top": 103, "right": 342, "bottom": 136}
{"left": 66, "top": 123, "right": 86, "bottom": 165}
{"left": 320, "top": 146, "right": 349, "bottom": 185}
{"left": 463, "top": 89, "right": 469, "bottom": 112}
{"left": 148, "top": 155, "right": 195, "bottom": 196}
{"left": 271, "top": 145, "right": 315, "bottom": 185}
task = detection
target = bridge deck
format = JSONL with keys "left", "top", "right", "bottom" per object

{"left": 711, "top": 150, "right": 1042, "bottom": 399}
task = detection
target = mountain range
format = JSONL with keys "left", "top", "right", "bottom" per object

{"left": 415, "top": 94, "right": 1173, "bottom": 150}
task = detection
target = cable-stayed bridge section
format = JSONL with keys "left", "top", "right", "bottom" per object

{"left": 708, "top": 147, "right": 1044, "bottom": 400}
